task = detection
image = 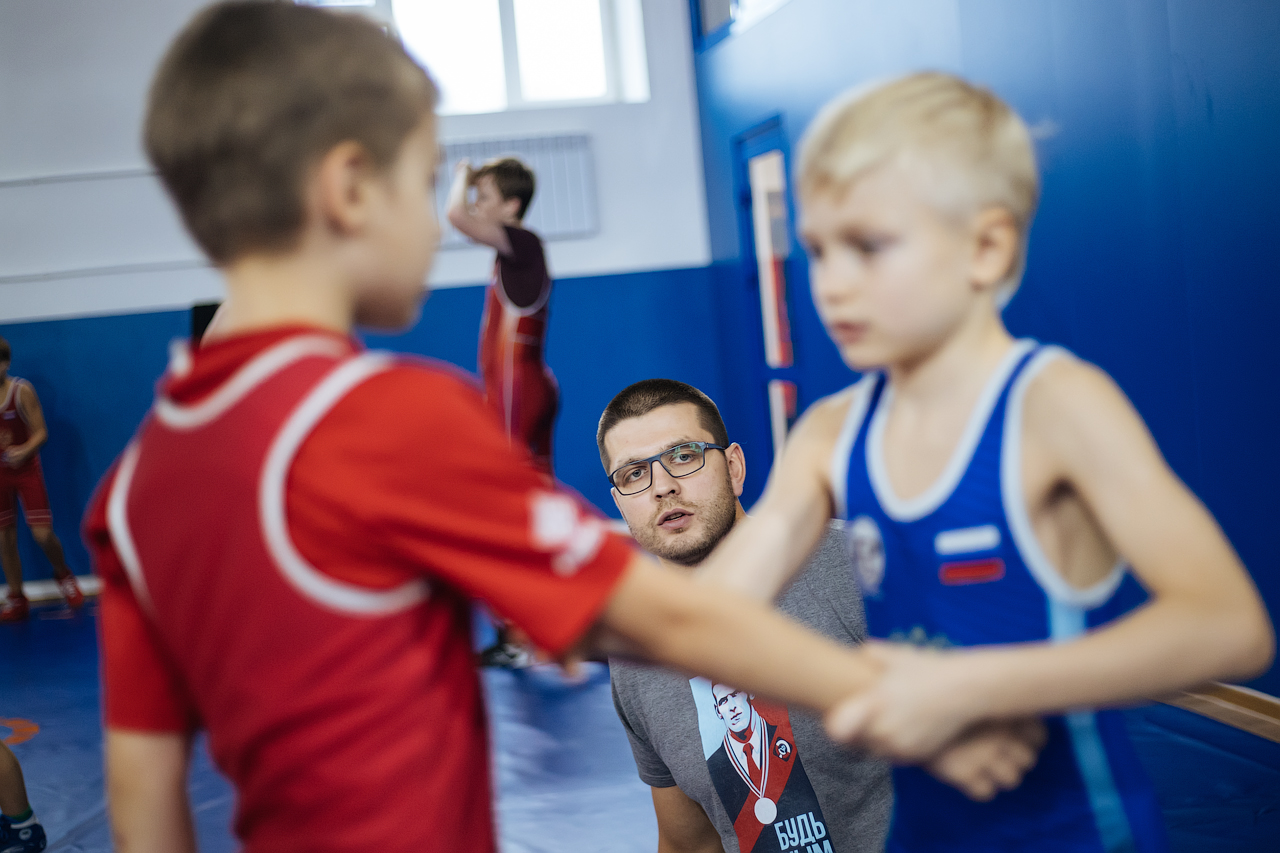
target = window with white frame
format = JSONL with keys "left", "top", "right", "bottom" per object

{"left": 388, "top": 0, "right": 650, "bottom": 115}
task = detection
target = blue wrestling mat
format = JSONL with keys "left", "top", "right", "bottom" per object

{"left": 1, "top": 602, "right": 1275, "bottom": 851}
{"left": 0, "top": 601, "right": 654, "bottom": 852}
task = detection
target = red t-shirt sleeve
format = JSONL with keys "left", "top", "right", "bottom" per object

{"left": 288, "top": 364, "right": 633, "bottom": 656}
{"left": 85, "top": 470, "right": 199, "bottom": 732}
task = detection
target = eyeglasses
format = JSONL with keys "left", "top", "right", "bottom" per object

{"left": 608, "top": 441, "right": 728, "bottom": 495}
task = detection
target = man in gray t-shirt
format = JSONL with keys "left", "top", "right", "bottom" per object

{"left": 597, "top": 379, "right": 891, "bottom": 853}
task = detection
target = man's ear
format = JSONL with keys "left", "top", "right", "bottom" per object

{"left": 969, "top": 207, "right": 1019, "bottom": 293}
{"left": 726, "top": 442, "right": 747, "bottom": 498}
{"left": 312, "top": 140, "right": 379, "bottom": 235}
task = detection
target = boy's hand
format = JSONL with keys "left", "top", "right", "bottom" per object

{"left": 922, "top": 718, "right": 1046, "bottom": 801}
{"left": 453, "top": 158, "right": 475, "bottom": 186}
{"left": 3, "top": 446, "right": 28, "bottom": 468}
{"left": 825, "top": 642, "right": 987, "bottom": 761}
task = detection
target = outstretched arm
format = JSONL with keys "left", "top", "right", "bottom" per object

{"left": 445, "top": 159, "right": 513, "bottom": 254}
{"left": 4, "top": 383, "right": 47, "bottom": 468}
{"left": 595, "top": 553, "right": 879, "bottom": 713}
{"left": 829, "top": 359, "right": 1275, "bottom": 759}
{"left": 696, "top": 390, "right": 852, "bottom": 600}
{"left": 591, "top": 554, "right": 1042, "bottom": 799}
{"left": 106, "top": 729, "right": 196, "bottom": 853}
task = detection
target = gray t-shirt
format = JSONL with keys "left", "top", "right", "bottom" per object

{"left": 610, "top": 527, "right": 892, "bottom": 853}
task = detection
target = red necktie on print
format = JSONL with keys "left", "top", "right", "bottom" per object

{"left": 742, "top": 743, "right": 762, "bottom": 788}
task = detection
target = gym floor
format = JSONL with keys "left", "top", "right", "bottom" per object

{"left": 2, "top": 599, "right": 1276, "bottom": 852}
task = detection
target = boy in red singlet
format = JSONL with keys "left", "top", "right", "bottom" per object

{"left": 447, "top": 156, "right": 558, "bottom": 474}
{"left": 447, "top": 157, "right": 559, "bottom": 667}
{"left": 0, "top": 337, "right": 84, "bottom": 622}
{"left": 84, "top": 6, "right": 1039, "bottom": 853}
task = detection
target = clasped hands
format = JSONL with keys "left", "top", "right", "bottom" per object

{"left": 828, "top": 642, "right": 1044, "bottom": 802}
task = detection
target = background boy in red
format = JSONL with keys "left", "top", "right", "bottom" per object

{"left": 85, "top": 5, "right": 1030, "bottom": 852}
{"left": 0, "top": 336, "right": 84, "bottom": 621}
{"left": 447, "top": 156, "right": 558, "bottom": 474}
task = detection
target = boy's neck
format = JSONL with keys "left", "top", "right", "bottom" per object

{"left": 885, "top": 310, "right": 1015, "bottom": 403}
{"left": 214, "top": 250, "right": 356, "bottom": 339}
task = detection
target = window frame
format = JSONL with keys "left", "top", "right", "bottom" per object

{"left": 498, "top": 0, "right": 620, "bottom": 111}
{"left": 386, "top": 0, "right": 643, "bottom": 116}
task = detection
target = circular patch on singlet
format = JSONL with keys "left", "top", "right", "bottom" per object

{"left": 847, "top": 515, "right": 885, "bottom": 597}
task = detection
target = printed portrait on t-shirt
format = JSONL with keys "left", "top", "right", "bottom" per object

{"left": 689, "top": 677, "right": 834, "bottom": 853}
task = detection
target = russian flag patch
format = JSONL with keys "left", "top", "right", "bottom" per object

{"left": 939, "top": 558, "right": 1005, "bottom": 586}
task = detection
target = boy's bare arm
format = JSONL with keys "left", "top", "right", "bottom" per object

{"left": 4, "top": 383, "right": 48, "bottom": 467}
{"left": 598, "top": 554, "right": 879, "bottom": 712}
{"left": 592, "top": 555, "right": 1041, "bottom": 799}
{"left": 444, "top": 159, "right": 514, "bottom": 254}
{"left": 106, "top": 728, "right": 196, "bottom": 853}
{"left": 829, "top": 359, "right": 1275, "bottom": 759}
{"left": 696, "top": 391, "right": 849, "bottom": 600}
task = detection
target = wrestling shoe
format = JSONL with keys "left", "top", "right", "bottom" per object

{"left": 0, "top": 596, "right": 29, "bottom": 623}
{"left": 57, "top": 575, "right": 85, "bottom": 609}
{"left": 478, "top": 641, "right": 533, "bottom": 669}
{"left": 0, "top": 813, "right": 47, "bottom": 853}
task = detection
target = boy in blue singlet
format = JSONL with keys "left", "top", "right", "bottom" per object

{"left": 700, "top": 72, "right": 1275, "bottom": 851}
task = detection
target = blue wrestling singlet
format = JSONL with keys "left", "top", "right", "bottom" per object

{"left": 831, "top": 340, "right": 1168, "bottom": 853}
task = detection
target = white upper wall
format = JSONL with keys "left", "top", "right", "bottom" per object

{"left": 0, "top": 0, "right": 709, "bottom": 324}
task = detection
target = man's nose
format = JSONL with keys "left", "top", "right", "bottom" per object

{"left": 650, "top": 462, "right": 681, "bottom": 496}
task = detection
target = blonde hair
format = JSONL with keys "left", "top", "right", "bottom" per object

{"left": 797, "top": 72, "right": 1039, "bottom": 302}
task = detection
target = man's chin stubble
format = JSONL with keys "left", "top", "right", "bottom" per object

{"left": 660, "top": 534, "right": 719, "bottom": 568}
{"left": 648, "top": 510, "right": 736, "bottom": 567}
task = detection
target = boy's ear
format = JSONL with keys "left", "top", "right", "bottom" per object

{"left": 969, "top": 207, "right": 1019, "bottom": 292}
{"left": 502, "top": 195, "right": 523, "bottom": 222}
{"left": 313, "top": 140, "right": 379, "bottom": 234}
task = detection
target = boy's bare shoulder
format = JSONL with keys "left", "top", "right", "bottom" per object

{"left": 15, "top": 378, "right": 40, "bottom": 408}
{"left": 1021, "top": 353, "right": 1149, "bottom": 460}
{"left": 789, "top": 376, "right": 878, "bottom": 461}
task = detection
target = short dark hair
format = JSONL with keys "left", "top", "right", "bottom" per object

{"left": 597, "top": 379, "right": 730, "bottom": 470}
{"left": 472, "top": 157, "right": 536, "bottom": 220}
{"left": 145, "top": 1, "right": 437, "bottom": 265}
{"left": 0, "top": 336, "right": 9, "bottom": 363}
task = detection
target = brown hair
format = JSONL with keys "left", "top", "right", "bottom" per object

{"left": 0, "top": 336, "right": 9, "bottom": 363}
{"left": 145, "top": 0, "right": 438, "bottom": 265}
{"left": 597, "top": 379, "right": 730, "bottom": 470}
{"left": 472, "top": 157, "right": 536, "bottom": 220}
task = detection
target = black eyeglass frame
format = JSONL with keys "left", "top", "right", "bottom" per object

{"left": 607, "top": 441, "right": 729, "bottom": 495}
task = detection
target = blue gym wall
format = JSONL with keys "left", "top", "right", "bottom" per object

{"left": 4, "top": 0, "right": 1277, "bottom": 696}
{"left": 0, "top": 265, "right": 750, "bottom": 586}
{"left": 691, "top": 0, "right": 1280, "bottom": 694}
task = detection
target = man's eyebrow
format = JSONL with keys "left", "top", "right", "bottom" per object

{"left": 614, "top": 436, "right": 703, "bottom": 469}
